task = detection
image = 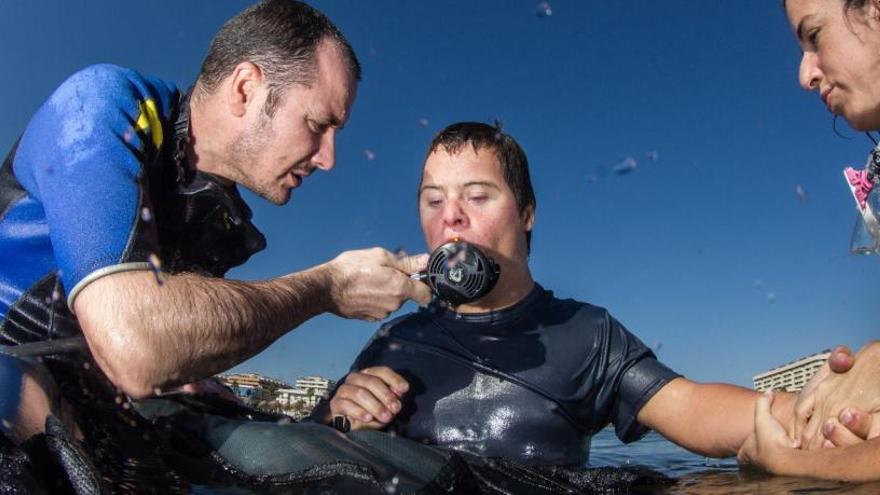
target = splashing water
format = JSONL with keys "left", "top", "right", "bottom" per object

{"left": 795, "top": 184, "right": 809, "bottom": 203}
{"left": 384, "top": 475, "right": 400, "bottom": 494}
{"left": 613, "top": 157, "right": 638, "bottom": 175}
{"left": 147, "top": 253, "right": 165, "bottom": 286}
{"left": 536, "top": 1, "right": 552, "bottom": 17}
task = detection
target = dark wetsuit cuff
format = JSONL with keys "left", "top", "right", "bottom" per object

{"left": 615, "top": 358, "right": 681, "bottom": 443}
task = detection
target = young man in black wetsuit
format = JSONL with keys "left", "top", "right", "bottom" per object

{"left": 313, "top": 121, "right": 876, "bottom": 466}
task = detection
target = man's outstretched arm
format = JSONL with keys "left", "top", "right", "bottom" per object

{"left": 637, "top": 377, "right": 796, "bottom": 458}
{"left": 74, "top": 248, "right": 430, "bottom": 398}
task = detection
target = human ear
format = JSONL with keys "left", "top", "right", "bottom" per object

{"left": 520, "top": 204, "right": 536, "bottom": 232}
{"left": 226, "top": 62, "right": 264, "bottom": 118}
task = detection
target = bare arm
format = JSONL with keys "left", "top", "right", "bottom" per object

{"left": 638, "top": 377, "right": 795, "bottom": 457}
{"left": 74, "top": 248, "right": 430, "bottom": 398}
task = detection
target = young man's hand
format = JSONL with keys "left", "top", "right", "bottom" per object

{"left": 738, "top": 391, "right": 796, "bottom": 471}
{"left": 328, "top": 366, "right": 408, "bottom": 431}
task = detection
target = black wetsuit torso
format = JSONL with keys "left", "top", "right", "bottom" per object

{"left": 344, "top": 284, "right": 680, "bottom": 466}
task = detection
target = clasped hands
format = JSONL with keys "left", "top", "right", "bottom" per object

{"left": 738, "top": 342, "right": 880, "bottom": 470}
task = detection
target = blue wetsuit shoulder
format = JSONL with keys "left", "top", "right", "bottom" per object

{"left": 9, "top": 64, "right": 179, "bottom": 300}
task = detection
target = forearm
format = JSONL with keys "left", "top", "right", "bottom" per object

{"left": 642, "top": 379, "right": 795, "bottom": 457}
{"left": 760, "top": 438, "right": 880, "bottom": 482}
{"left": 77, "top": 266, "right": 332, "bottom": 398}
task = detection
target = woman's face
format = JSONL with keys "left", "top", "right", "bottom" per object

{"left": 787, "top": 0, "right": 880, "bottom": 130}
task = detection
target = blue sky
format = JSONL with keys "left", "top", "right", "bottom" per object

{"left": 1, "top": 1, "right": 876, "bottom": 388}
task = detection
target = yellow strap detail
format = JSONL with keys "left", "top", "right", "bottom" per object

{"left": 135, "top": 99, "right": 164, "bottom": 150}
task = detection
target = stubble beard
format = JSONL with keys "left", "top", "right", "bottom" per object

{"left": 225, "top": 113, "right": 290, "bottom": 206}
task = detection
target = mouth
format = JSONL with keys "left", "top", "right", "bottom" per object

{"left": 288, "top": 171, "right": 302, "bottom": 188}
{"left": 820, "top": 86, "right": 834, "bottom": 111}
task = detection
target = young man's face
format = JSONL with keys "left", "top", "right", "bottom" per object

{"left": 230, "top": 40, "right": 357, "bottom": 205}
{"left": 418, "top": 146, "right": 533, "bottom": 267}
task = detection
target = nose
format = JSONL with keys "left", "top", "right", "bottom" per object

{"left": 442, "top": 199, "right": 469, "bottom": 231}
{"left": 799, "top": 51, "right": 822, "bottom": 92}
{"left": 312, "top": 129, "right": 336, "bottom": 171}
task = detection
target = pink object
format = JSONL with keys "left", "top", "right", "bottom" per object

{"left": 844, "top": 167, "right": 874, "bottom": 210}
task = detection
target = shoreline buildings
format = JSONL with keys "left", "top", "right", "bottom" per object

{"left": 752, "top": 350, "right": 830, "bottom": 393}
{"left": 218, "top": 372, "right": 335, "bottom": 417}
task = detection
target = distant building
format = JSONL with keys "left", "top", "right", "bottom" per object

{"left": 295, "top": 376, "right": 335, "bottom": 395}
{"left": 753, "top": 350, "right": 830, "bottom": 392}
{"left": 275, "top": 376, "right": 337, "bottom": 416}
{"left": 218, "top": 373, "right": 291, "bottom": 403}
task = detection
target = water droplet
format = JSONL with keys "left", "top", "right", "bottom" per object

{"left": 148, "top": 253, "right": 165, "bottom": 286}
{"left": 613, "top": 156, "right": 638, "bottom": 175}
{"left": 82, "top": 361, "right": 91, "bottom": 370}
{"left": 122, "top": 402, "right": 131, "bottom": 410}
{"left": 766, "top": 292, "right": 777, "bottom": 304}
{"left": 1, "top": 419, "right": 11, "bottom": 431}
{"left": 369, "top": 47, "right": 377, "bottom": 56}
{"left": 388, "top": 342, "right": 402, "bottom": 352}
{"left": 418, "top": 117, "right": 429, "bottom": 128}
{"left": 153, "top": 387, "right": 163, "bottom": 396}
{"left": 115, "top": 396, "right": 123, "bottom": 405}
{"left": 795, "top": 184, "right": 809, "bottom": 203}
{"left": 141, "top": 207, "right": 153, "bottom": 222}
{"left": 364, "top": 149, "right": 376, "bottom": 161}
{"left": 645, "top": 150, "right": 660, "bottom": 161}
{"left": 536, "top": 1, "right": 552, "bottom": 17}
{"left": 384, "top": 475, "right": 400, "bottom": 494}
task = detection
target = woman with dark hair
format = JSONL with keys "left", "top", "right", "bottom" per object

{"left": 736, "top": 0, "right": 880, "bottom": 480}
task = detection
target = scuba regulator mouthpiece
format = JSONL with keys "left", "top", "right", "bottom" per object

{"left": 412, "top": 240, "right": 501, "bottom": 306}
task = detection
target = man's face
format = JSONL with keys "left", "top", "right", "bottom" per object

{"left": 419, "top": 146, "right": 533, "bottom": 267}
{"left": 229, "top": 41, "right": 357, "bottom": 205}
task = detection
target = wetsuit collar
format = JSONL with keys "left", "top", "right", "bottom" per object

{"left": 428, "top": 283, "right": 548, "bottom": 327}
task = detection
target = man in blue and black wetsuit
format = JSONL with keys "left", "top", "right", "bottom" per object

{"left": 314, "top": 121, "right": 873, "bottom": 466}
{"left": 0, "top": 0, "right": 430, "bottom": 448}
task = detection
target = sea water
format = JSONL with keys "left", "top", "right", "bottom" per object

{"left": 590, "top": 428, "right": 880, "bottom": 494}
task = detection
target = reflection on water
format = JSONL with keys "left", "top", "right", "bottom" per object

{"left": 590, "top": 429, "right": 880, "bottom": 494}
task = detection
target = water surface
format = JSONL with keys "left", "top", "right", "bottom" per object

{"left": 591, "top": 428, "right": 880, "bottom": 494}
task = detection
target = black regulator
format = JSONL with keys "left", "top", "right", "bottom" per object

{"left": 413, "top": 240, "right": 501, "bottom": 306}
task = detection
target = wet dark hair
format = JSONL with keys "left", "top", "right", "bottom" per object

{"left": 197, "top": 0, "right": 361, "bottom": 117}
{"left": 785, "top": 0, "right": 871, "bottom": 16}
{"left": 423, "top": 121, "right": 537, "bottom": 252}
